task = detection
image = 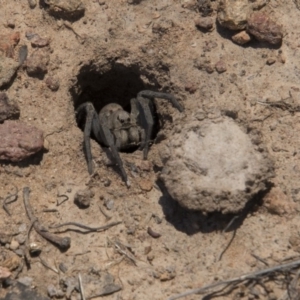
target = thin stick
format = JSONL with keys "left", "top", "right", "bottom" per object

{"left": 23, "top": 187, "right": 71, "bottom": 250}
{"left": 218, "top": 230, "right": 236, "bottom": 261}
{"left": 167, "top": 259, "right": 300, "bottom": 300}
{"left": 38, "top": 257, "right": 59, "bottom": 274}
{"left": 57, "top": 194, "right": 69, "bottom": 206}
{"left": 98, "top": 203, "right": 112, "bottom": 220}
{"left": 2, "top": 185, "right": 19, "bottom": 216}
{"left": 78, "top": 273, "right": 86, "bottom": 300}
{"left": 26, "top": 220, "right": 36, "bottom": 248}
{"left": 251, "top": 253, "right": 269, "bottom": 266}
{"left": 49, "top": 221, "right": 122, "bottom": 232}
{"left": 42, "top": 208, "right": 58, "bottom": 213}
{"left": 222, "top": 216, "right": 239, "bottom": 233}
{"left": 108, "top": 238, "right": 137, "bottom": 266}
{"left": 218, "top": 215, "right": 240, "bottom": 261}
{"left": 104, "top": 256, "right": 124, "bottom": 270}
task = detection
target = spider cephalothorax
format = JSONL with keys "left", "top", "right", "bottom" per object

{"left": 99, "top": 103, "right": 142, "bottom": 150}
{"left": 76, "top": 90, "right": 184, "bottom": 187}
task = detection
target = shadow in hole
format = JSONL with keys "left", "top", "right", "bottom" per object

{"left": 215, "top": 22, "right": 282, "bottom": 50}
{"left": 72, "top": 62, "right": 173, "bottom": 174}
{"left": 39, "top": 0, "right": 85, "bottom": 22}
{"left": 70, "top": 62, "right": 159, "bottom": 113}
{"left": 157, "top": 179, "right": 273, "bottom": 235}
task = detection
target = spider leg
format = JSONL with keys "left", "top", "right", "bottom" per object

{"left": 137, "top": 90, "right": 184, "bottom": 112}
{"left": 76, "top": 102, "right": 97, "bottom": 175}
{"left": 136, "top": 95, "right": 154, "bottom": 160}
{"left": 130, "top": 97, "right": 146, "bottom": 145}
{"left": 136, "top": 90, "right": 184, "bottom": 160}
{"left": 92, "top": 113, "right": 130, "bottom": 187}
{"left": 77, "top": 102, "right": 130, "bottom": 187}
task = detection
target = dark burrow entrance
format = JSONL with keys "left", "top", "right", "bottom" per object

{"left": 71, "top": 62, "right": 162, "bottom": 152}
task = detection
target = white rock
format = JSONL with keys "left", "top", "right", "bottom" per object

{"left": 160, "top": 117, "right": 274, "bottom": 214}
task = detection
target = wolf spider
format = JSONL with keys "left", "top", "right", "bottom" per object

{"left": 76, "top": 90, "right": 184, "bottom": 187}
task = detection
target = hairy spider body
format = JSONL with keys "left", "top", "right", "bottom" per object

{"left": 76, "top": 90, "right": 184, "bottom": 187}
{"left": 99, "top": 103, "right": 143, "bottom": 150}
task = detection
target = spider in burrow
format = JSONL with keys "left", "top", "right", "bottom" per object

{"left": 76, "top": 90, "right": 184, "bottom": 187}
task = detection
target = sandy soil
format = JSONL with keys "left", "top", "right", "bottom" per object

{"left": 1, "top": 0, "right": 300, "bottom": 299}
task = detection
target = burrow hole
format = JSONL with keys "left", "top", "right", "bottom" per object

{"left": 71, "top": 62, "right": 165, "bottom": 152}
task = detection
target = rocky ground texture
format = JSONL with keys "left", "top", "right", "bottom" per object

{"left": 1, "top": 0, "right": 300, "bottom": 299}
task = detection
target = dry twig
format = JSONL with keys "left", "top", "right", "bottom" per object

{"left": 218, "top": 215, "right": 239, "bottom": 261}
{"left": 98, "top": 203, "right": 112, "bottom": 220}
{"left": 38, "top": 256, "right": 59, "bottom": 274}
{"left": 251, "top": 253, "right": 269, "bottom": 266}
{"left": 57, "top": 194, "right": 69, "bottom": 206}
{"left": 2, "top": 185, "right": 19, "bottom": 216}
{"left": 23, "top": 187, "right": 71, "bottom": 250}
{"left": 78, "top": 273, "right": 86, "bottom": 300}
{"left": 49, "top": 221, "right": 122, "bottom": 233}
{"left": 167, "top": 259, "right": 300, "bottom": 300}
{"left": 218, "top": 230, "right": 236, "bottom": 262}
{"left": 108, "top": 238, "right": 137, "bottom": 266}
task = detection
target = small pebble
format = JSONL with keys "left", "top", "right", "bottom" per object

{"left": 18, "top": 45, "right": 28, "bottom": 66}
{"left": 104, "top": 198, "right": 114, "bottom": 210}
{"left": 25, "top": 31, "right": 37, "bottom": 40}
{"left": 6, "top": 19, "right": 15, "bottom": 28}
{"left": 266, "top": 58, "right": 276, "bottom": 65}
{"left": 26, "top": 49, "right": 50, "bottom": 77}
{"left": 31, "top": 36, "right": 50, "bottom": 47}
{"left": 48, "top": 284, "right": 57, "bottom": 298}
{"left": 45, "top": 77, "right": 60, "bottom": 91}
{"left": 185, "top": 83, "right": 197, "bottom": 94}
{"left": 74, "top": 189, "right": 94, "bottom": 208}
{"left": 232, "top": 31, "right": 251, "bottom": 45}
{"left": 278, "top": 52, "right": 286, "bottom": 63}
{"left": 215, "top": 60, "right": 227, "bottom": 73}
{"left": 10, "top": 240, "right": 19, "bottom": 250}
{"left": 18, "top": 276, "right": 33, "bottom": 287}
{"left": 55, "top": 290, "right": 65, "bottom": 298}
{"left": 0, "top": 233, "right": 12, "bottom": 245}
{"left": 195, "top": 17, "right": 214, "bottom": 31}
{"left": 15, "top": 234, "right": 26, "bottom": 245}
{"left": 14, "top": 249, "right": 25, "bottom": 257}
{"left": 59, "top": 263, "right": 68, "bottom": 273}
{"left": 139, "top": 179, "right": 153, "bottom": 192}
{"left": 29, "top": 242, "right": 42, "bottom": 256}
{"left": 147, "top": 254, "right": 155, "bottom": 262}
{"left": 57, "top": 20, "right": 63, "bottom": 27}
{"left": 144, "top": 245, "right": 152, "bottom": 255}
{"left": 147, "top": 227, "right": 161, "bottom": 238}
{"left": 28, "top": 0, "right": 37, "bottom": 8}
{"left": 103, "top": 178, "right": 111, "bottom": 187}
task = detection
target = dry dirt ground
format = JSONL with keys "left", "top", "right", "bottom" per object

{"left": 1, "top": 0, "right": 300, "bottom": 299}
